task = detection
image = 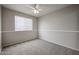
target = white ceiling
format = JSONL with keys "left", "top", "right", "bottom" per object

{"left": 2, "top": 4, "right": 71, "bottom": 17}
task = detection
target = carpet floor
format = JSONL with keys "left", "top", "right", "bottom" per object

{"left": 1, "top": 39, "right": 79, "bottom": 55}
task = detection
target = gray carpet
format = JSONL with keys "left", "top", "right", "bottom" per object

{"left": 1, "top": 39, "right": 79, "bottom": 55}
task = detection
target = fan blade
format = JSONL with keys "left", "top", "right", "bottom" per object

{"left": 26, "top": 5, "right": 35, "bottom": 10}
{"left": 38, "top": 9, "right": 42, "bottom": 11}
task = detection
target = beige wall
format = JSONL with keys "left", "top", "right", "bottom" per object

{"left": 2, "top": 7, "right": 38, "bottom": 47}
{"left": 76, "top": 9, "right": 79, "bottom": 50}
{"left": 38, "top": 5, "right": 79, "bottom": 51}
{"left": 0, "top": 5, "right": 2, "bottom": 52}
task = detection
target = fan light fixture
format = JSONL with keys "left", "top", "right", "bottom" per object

{"left": 26, "top": 4, "right": 42, "bottom": 14}
{"left": 32, "top": 4, "right": 41, "bottom": 14}
{"left": 33, "top": 9, "right": 39, "bottom": 14}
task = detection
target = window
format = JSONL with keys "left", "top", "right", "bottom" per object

{"left": 15, "top": 16, "right": 32, "bottom": 31}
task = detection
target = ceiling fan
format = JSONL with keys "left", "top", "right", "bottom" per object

{"left": 26, "top": 4, "right": 42, "bottom": 14}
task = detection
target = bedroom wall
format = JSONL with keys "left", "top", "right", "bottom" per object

{"left": 38, "top": 5, "right": 79, "bottom": 51}
{"left": 2, "top": 7, "right": 38, "bottom": 47}
{"left": 0, "top": 5, "right": 2, "bottom": 52}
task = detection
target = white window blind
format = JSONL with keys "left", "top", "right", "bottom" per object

{"left": 15, "top": 16, "right": 32, "bottom": 31}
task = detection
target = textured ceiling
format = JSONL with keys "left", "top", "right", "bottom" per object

{"left": 2, "top": 4, "right": 71, "bottom": 17}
